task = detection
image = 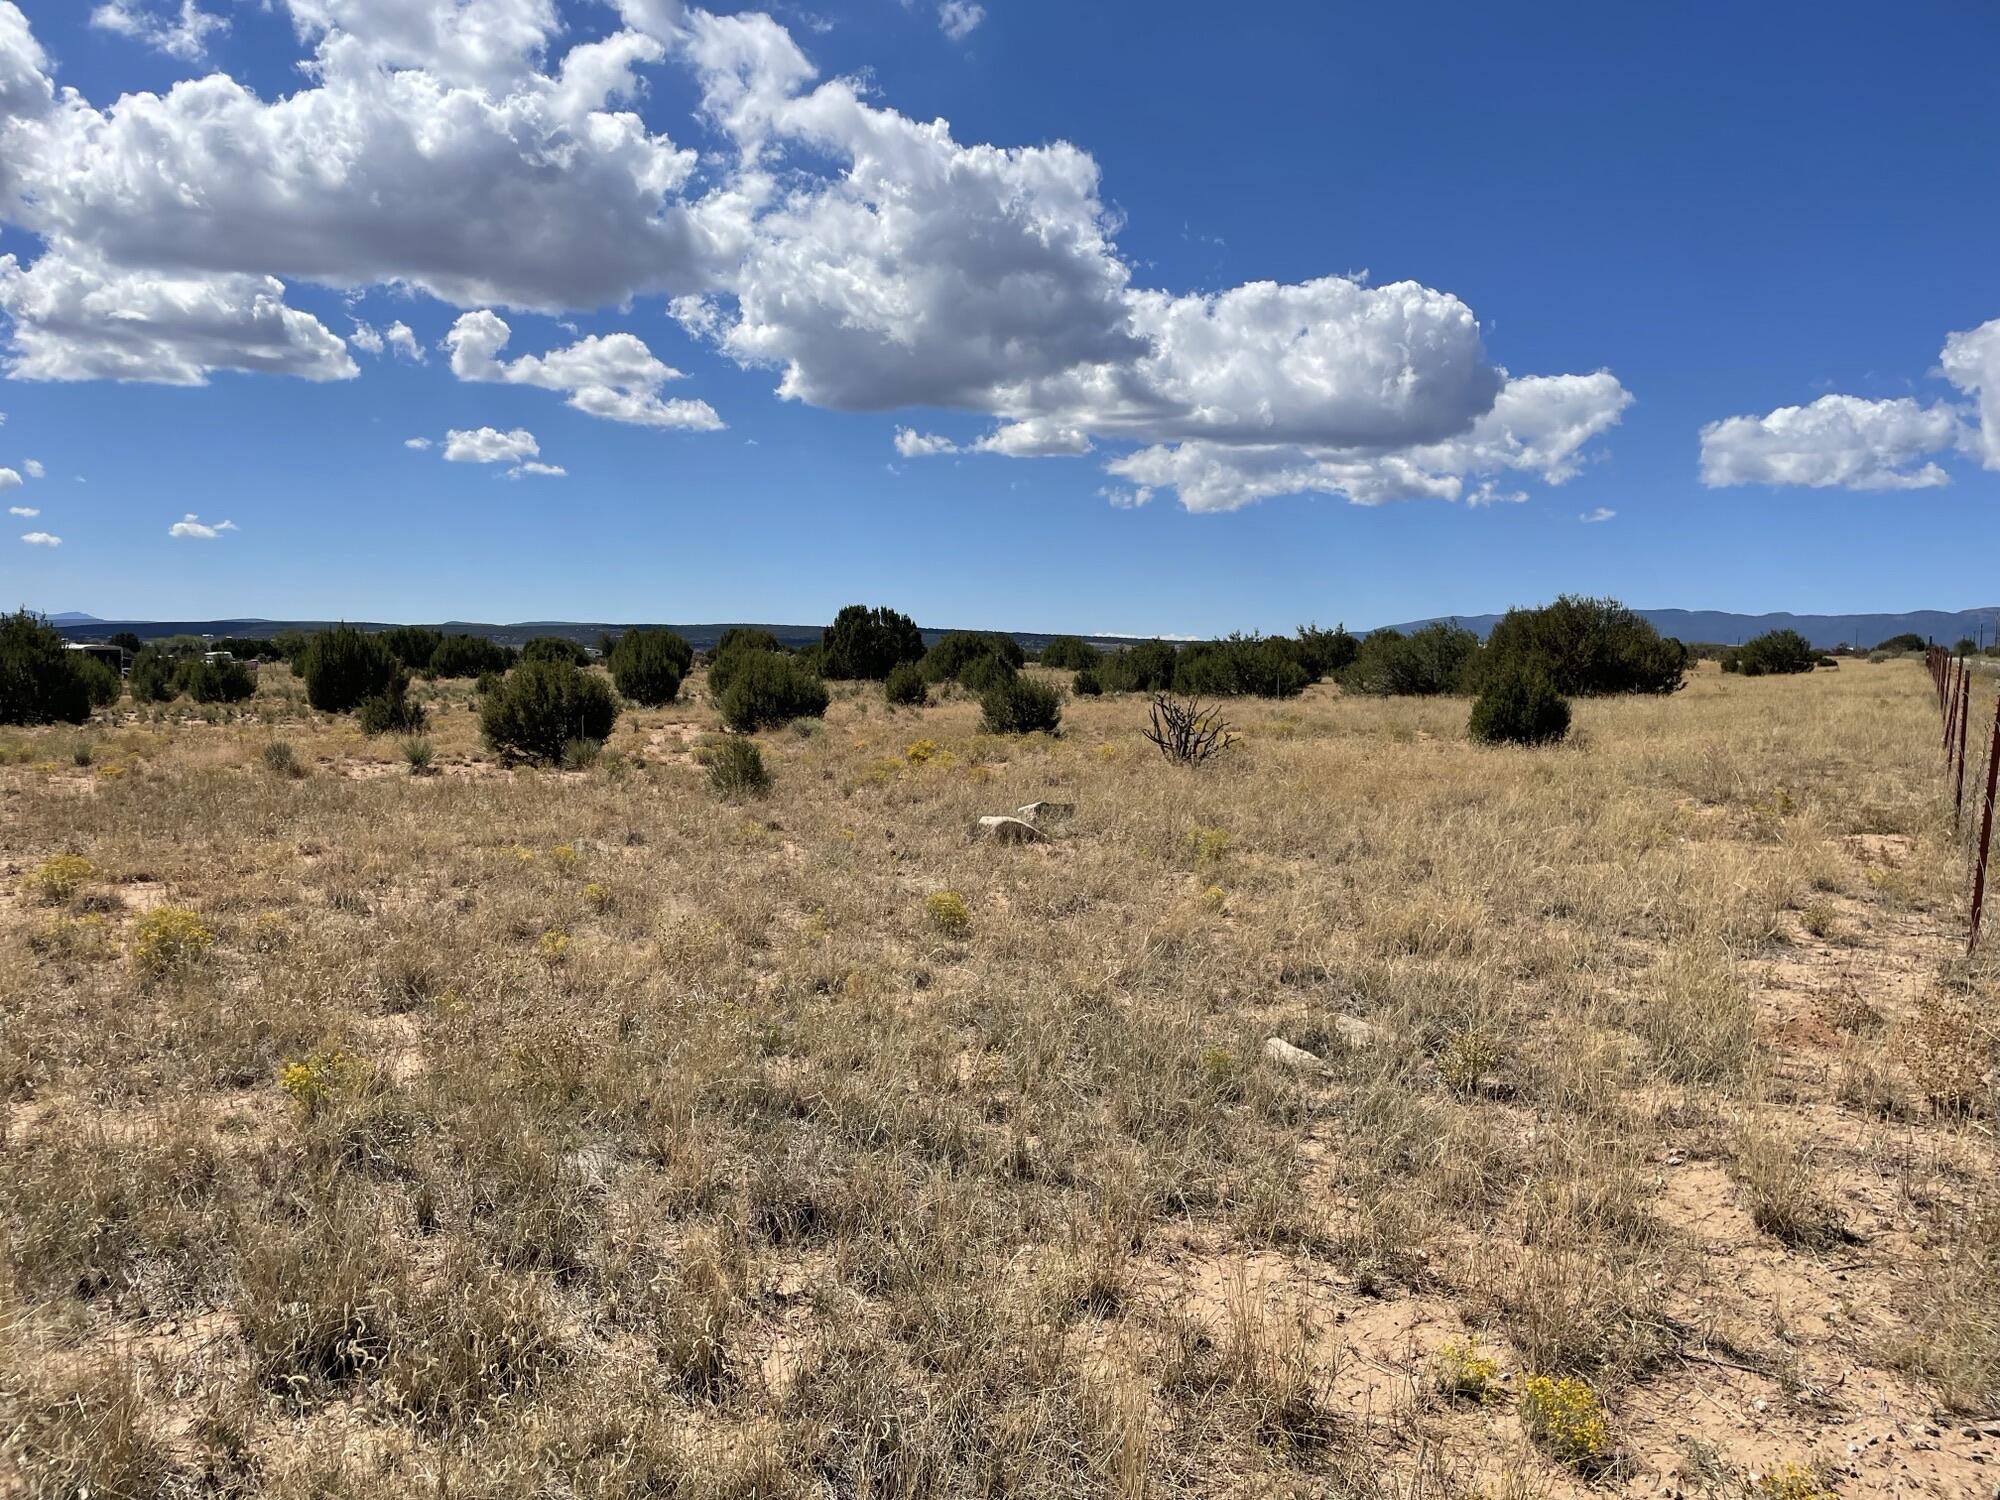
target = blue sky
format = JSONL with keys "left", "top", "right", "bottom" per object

{"left": 0, "top": 0, "right": 1996, "bottom": 634}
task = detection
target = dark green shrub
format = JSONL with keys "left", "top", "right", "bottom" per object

{"left": 480, "top": 661, "right": 619, "bottom": 764}
{"left": 76, "top": 655, "right": 122, "bottom": 708}
{"left": 1874, "top": 632, "right": 1926, "bottom": 654}
{"left": 1295, "top": 623, "right": 1359, "bottom": 679}
{"left": 1038, "top": 635, "right": 1100, "bottom": 671}
{"left": 821, "top": 605, "right": 924, "bottom": 680}
{"left": 1340, "top": 622, "right": 1478, "bottom": 696}
{"left": 1954, "top": 637, "right": 1978, "bottom": 659}
{"left": 717, "top": 652, "right": 829, "bottom": 732}
{"left": 177, "top": 657, "right": 256, "bottom": 704}
{"left": 269, "top": 630, "right": 313, "bottom": 662}
{"left": 980, "top": 674, "right": 1062, "bottom": 735}
{"left": 520, "top": 637, "right": 590, "bottom": 668}
{"left": 884, "top": 663, "right": 927, "bottom": 706}
{"left": 108, "top": 631, "right": 144, "bottom": 656}
{"left": 299, "top": 626, "right": 401, "bottom": 713}
{"left": 1721, "top": 629, "right": 1817, "bottom": 677}
{"left": 957, "top": 653, "right": 1018, "bottom": 695}
{"left": 1171, "top": 635, "right": 1309, "bottom": 698}
{"left": 699, "top": 736, "right": 770, "bottom": 797}
{"left": 1470, "top": 596, "right": 1686, "bottom": 696}
{"left": 1469, "top": 669, "right": 1572, "bottom": 745}
{"left": 607, "top": 629, "right": 692, "bottom": 706}
{"left": 1072, "top": 668, "right": 1103, "bottom": 696}
{"left": 380, "top": 626, "right": 443, "bottom": 674}
{"left": 560, "top": 737, "right": 603, "bottom": 771}
{"left": 921, "top": 631, "right": 1025, "bottom": 684}
{"left": 0, "top": 610, "right": 94, "bottom": 725}
{"left": 1099, "top": 639, "right": 1179, "bottom": 694}
{"left": 128, "top": 646, "right": 180, "bottom": 703}
{"left": 712, "top": 627, "right": 783, "bottom": 658}
{"left": 429, "top": 634, "right": 516, "bottom": 679}
{"left": 357, "top": 684, "right": 427, "bottom": 736}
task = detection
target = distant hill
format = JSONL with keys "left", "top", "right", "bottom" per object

{"left": 41, "top": 607, "right": 2000, "bottom": 654}
{"left": 1378, "top": 606, "right": 2000, "bottom": 652}
{"left": 42, "top": 617, "right": 1154, "bottom": 654}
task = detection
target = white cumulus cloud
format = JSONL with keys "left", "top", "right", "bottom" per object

{"left": 20, "top": 529, "right": 58, "bottom": 545}
{"left": 443, "top": 425, "right": 541, "bottom": 464}
{"left": 937, "top": 2, "right": 984, "bottom": 41}
{"left": 445, "top": 310, "right": 722, "bottom": 430}
{"left": 89, "top": 1, "right": 226, "bottom": 62}
{"left": 1940, "top": 318, "right": 2000, "bottom": 470}
{"left": 0, "top": 0, "right": 1631, "bottom": 512}
{"left": 1580, "top": 506, "right": 1615, "bottom": 523}
{"left": 1698, "top": 394, "right": 1963, "bottom": 491}
{"left": 8, "top": 503, "right": 36, "bottom": 515}
{"left": 22, "top": 457, "right": 41, "bottom": 477}
{"left": 169, "top": 512, "right": 237, "bottom": 538}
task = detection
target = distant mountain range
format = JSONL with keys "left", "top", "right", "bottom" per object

{"left": 38, "top": 607, "right": 2000, "bottom": 653}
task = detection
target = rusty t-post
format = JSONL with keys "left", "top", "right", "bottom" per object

{"left": 1971, "top": 691, "right": 2000, "bottom": 953}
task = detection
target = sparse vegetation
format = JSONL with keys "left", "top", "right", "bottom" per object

{"left": 883, "top": 660, "right": 927, "bottom": 706}
{"left": 1340, "top": 620, "right": 1479, "bottom": 696}
{"left": 0, "top": 651, "right": 1987, "bottom": 1494}
{"left": 699, "top": 734, "right": 770, "bottom": 796}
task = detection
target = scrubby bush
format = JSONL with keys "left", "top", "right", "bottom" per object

{"left": 520, "top": 636, "right": 590, "bottom": 667}
{"left": 921, "top": 631, "right": 1025, "bottom": 684}
{"left": 429, "top": 634, "right": 516, "bottom": 679}
{"left": 1098, "top": 639, "right": 1179, "bottom": 694}
{"left": 75, "top": 655, "right": 122, "bottom": 709}
{"left": 607, "top": 628, "right": 692, "bottom": 706}
{"left": 1471, "top": 596, "right": 1685, "bottom": 696}
{"left": 357, "top": 684, "right": 428, "bottom": 736}
{"left": 884, "top": 662, "right": 927, "bottom": 706}
{"left": 958, "top": 652, "right": 1018, "bottom": 695}
{"left": 1722, "top": 629, "right": 1817, "bottom": 677}
{"left": 717, "top": 651, "right": 829, "bottom": 732}
{"left": 711, "top": 627, "right": 783, "bottom": 658}
{"left": 1172, "top": 635, "right": 1310, "bottom": 698}
{"left": 1468, "top": 668, "right": 1572, "bottom": 745}
{"left": 1072, "top": 668, "right": 1103, "bottom": 696}
{"left": 1340, "top": 622, "right": 1479, "bottom": 696}
{"left": 1295, "top": 622, "right": 1359, "bottom": 678}
{"left": 299, "top": 625, "right": 401, "bottom": 713}
{"left": 1875, "top": 632, "right": 1926, "bottom": 654}
{"left": 980, "top": 674, "right": 1062, "bottom": 735}
{"left": 1038, "top": 635, "right": 1100, "bottom": 670}
{"left": 699, "top": 736, "right": 770, "bottom": 797}
{"left": 480, "top": 660, "right": 619, "bottom": 764}
{"left": 380, "top": 626, "right": 444, "bottom": 674}
{"left": 821, "top": 604, "right": 924, "bottom": 680}
{"left": 127, "top": 646, "right": 180, "bottom": 703}
{"left": 0, "top": 610, "right": 95, "bottom": 725}
{"left": 177, "top": 657, "right": 256, "bottom": 704}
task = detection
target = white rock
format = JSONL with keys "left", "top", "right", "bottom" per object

{"left": 1263, "top": 1037, "right": 1329, "bottom": 1075}
{"left": 1332, "top": 1014, "right": 1379, "bottom": 1049}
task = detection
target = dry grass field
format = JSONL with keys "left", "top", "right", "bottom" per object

{"left": 2, "top": 657, "right": 1996, "bottom": 1498}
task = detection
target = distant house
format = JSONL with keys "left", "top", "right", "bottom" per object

{"left": 65, "top": 641, "right": 127, "bottom": 673}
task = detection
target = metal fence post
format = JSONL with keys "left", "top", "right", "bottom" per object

{"left": 1971, "top": 690, "right": 2000, "bottom": 952}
